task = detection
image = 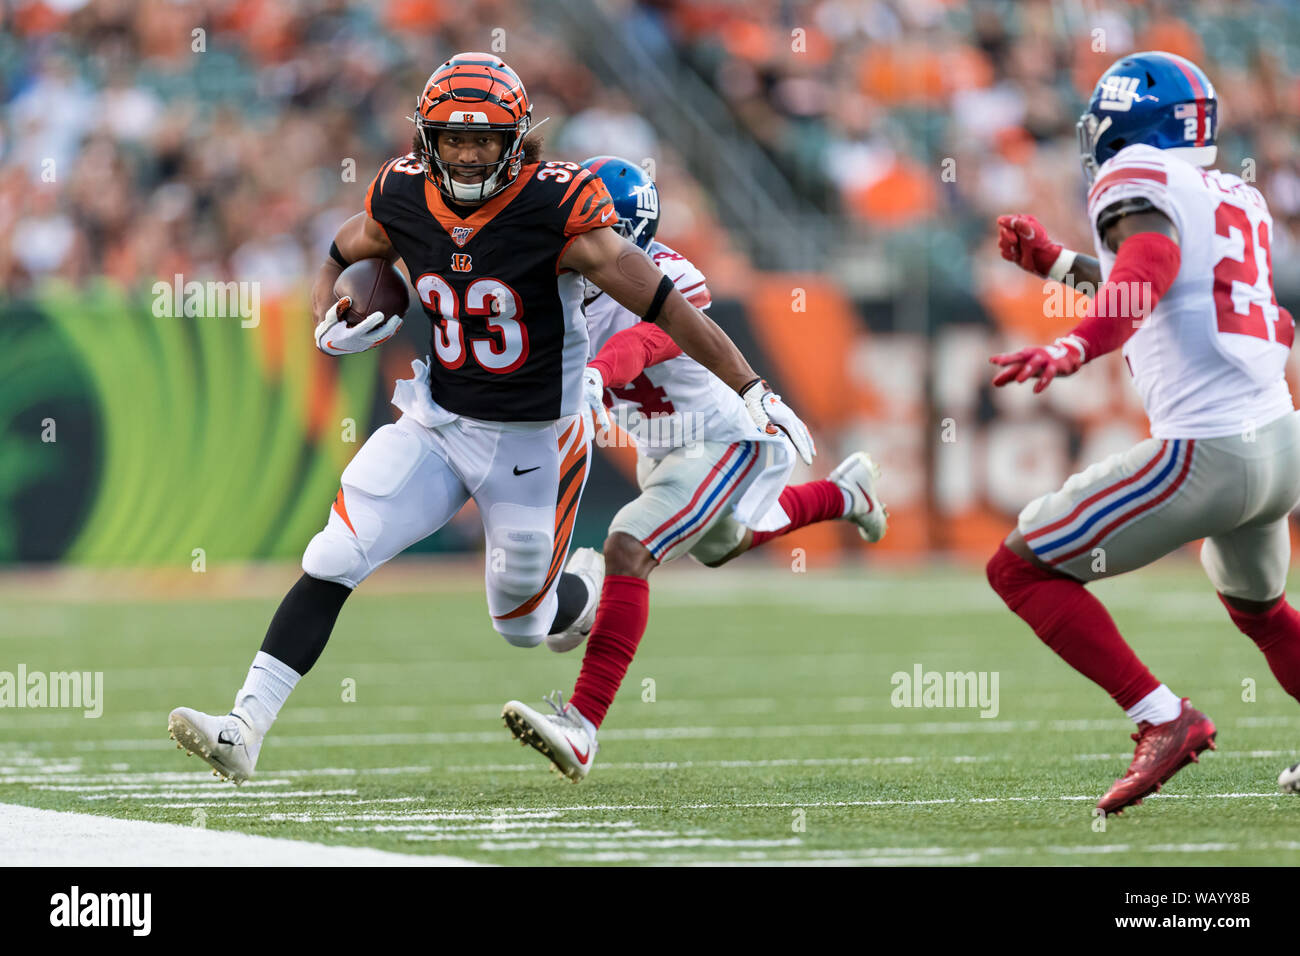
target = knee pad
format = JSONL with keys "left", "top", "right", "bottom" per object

{"left": 486, "top": 506, "right": 554, "bottom": 603}
{"left": 491, "top": 589, "right": 551, "bottom": 648}
{"left": 484, "top": 505, "right": 556, "bottom": 648}
{"left": 302, "top": 525, "right": 369, "bottom": 589}
{"left": 1201, "top": 539, "right": 1287, "bottom": 604}
{"left": 687, "top": 519, "right": 746, "bottom": 567}
{"left": 494, "top": 625, "right": 546, "bottom": 649}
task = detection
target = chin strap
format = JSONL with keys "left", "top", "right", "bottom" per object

{"left": 447, "top": 175, "right": 500, "bottom": 202}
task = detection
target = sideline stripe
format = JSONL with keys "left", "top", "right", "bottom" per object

{"left": 0, "top": 801, "right": 485, "bottom": 866}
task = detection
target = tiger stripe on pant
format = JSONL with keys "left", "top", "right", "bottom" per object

{"left": 495, "top": 417, "right": 590, "bottom": 620}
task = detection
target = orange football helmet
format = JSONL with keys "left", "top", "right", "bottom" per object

{"left": 410, "top": 52, "right": 533, "bottom": 203}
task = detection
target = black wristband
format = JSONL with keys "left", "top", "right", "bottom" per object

{"left": 739, "top": 377, "right": 764, "bottom": 397}
{"left": 641, "top": 274, "right": 675, "bottom": 324}
{"left": 329, "top": 241, "right": 350, "bottom": 270}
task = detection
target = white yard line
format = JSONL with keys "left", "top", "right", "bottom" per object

{"left": 143, "top": 791, "right": 1289, "bottom": 825}
{"left": 7, "top": 699, "right": 794, "bottom": 729}
{"left": 470, "top": 837, "right": 805, "bottom": 851}
{"left": 23, "top": 714, "right": 1291, "bottom": 752}
{"left": 2, "top": 748, "right": 1293, "bottom": 788}
{"left": 566, "top": 840, "right": 1300, "bottom": 865}
{"left": 77, "top": 789, "right": 359, "bottom": 801}
{"left": 0, "top": 802, "right": 485, "bottom": 866}
{"left": 448, "top": 750, "right": 1299, "bottom": 772}
{"left": 6, "top": 714, "right": 1300, "bottom": 755}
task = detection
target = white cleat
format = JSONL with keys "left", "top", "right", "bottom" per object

{"left": 502, "top": 692, "right": 598, "bottom": 782}
{"left": 1279, "top": 761, "right": 1300, "bottom": 794}
{"left": 545, "top": 547, "right": 604, "bottom": 653}
{"left": 167, "top": 706, "right": 263, "bottom": 785}
{"left": 830, "top": 451, "right": 888, "bottom": 543}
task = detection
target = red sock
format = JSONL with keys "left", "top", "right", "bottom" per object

{"left": 986, "top": 543, "right": 1159, "bottom": 710}
{"left": 568, "top": 575, "right": 650, "bottom": 727}
{"left": 1220, "top": 593, "right": 1300, "bottom": 702}
{"left": 749, "top": 480, "right": 847, "bottom": 548}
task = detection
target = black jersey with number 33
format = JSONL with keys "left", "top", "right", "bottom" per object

{"left": 365, "top": 154, "right": 615, "bottom": 422}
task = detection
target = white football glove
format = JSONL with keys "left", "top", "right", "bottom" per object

{"left": 583, "top": 365, "right": 611, "bottom": 432}
{"left": 741, "top": 378, "right": 815, "bottom": 465}
{"left": 314, "top": 296, "right": 403, "bottom": 356}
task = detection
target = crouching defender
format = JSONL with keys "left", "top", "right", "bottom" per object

{"left": 987, "top": 52, "right": 1300, "bottom": 814}
{"left": 502, "top": 156, "right": 888, "bottom": 781}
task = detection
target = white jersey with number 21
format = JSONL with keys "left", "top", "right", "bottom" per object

{"left": 1087, "top": 143, "right": 1295, "bottom": 438}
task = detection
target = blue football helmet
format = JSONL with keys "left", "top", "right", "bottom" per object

{"left": 1077, "top": 51, "right": 1218, "bottom": 182}
{"left": 579, "top": 155, "right": 659, "bottom": 250}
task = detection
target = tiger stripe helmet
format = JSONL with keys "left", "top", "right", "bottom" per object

{"left": 410, "top": 52, "right": 533, "bottom": 203}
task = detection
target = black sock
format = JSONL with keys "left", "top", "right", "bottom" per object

{"left": 548, "top": 571, "right": 590, "bottom": 635}
{"left": 260, "top": 574, "right": 353, "bottom": 675}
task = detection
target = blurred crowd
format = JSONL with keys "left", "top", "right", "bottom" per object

{"left": 2, "top": 0, "right": 1299, "bottom": 300}
{"left": 0, "top": 0, "right": 738, "bottom": 298}
{"left": 639, "top": 0, "right": 1300, "bottom": 290}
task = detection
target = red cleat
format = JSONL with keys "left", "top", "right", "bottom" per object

{"left": 1097, "top": 698, "right": 1216, "bottom": 816}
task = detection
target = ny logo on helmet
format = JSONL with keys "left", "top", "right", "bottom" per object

{"left": 1098, "top": 75, "right": 1155, "bottom": 112}
{"left": 631, "top": 182, "right": 659, "bottom": 219}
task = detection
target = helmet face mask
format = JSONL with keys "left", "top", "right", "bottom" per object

{"left": 415, "top": 122, "right": 523, "bottom": 203}
{"left": 409, "top": 53, "right": 533, "bottom": 204}
{"left": 613, "top": 214, "right": 650, "bottom": 247}
{"left": 1076, "top": 112, "right": 1109, "bottom": 184}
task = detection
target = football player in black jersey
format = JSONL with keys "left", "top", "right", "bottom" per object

{"left": 167, "top": 53, "right": 813, "bottom": 785}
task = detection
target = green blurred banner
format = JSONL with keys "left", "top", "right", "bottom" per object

{"left": 0, "top": 282, "right": 380, "bottom": 566}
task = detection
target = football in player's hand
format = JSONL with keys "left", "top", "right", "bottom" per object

{"left": 333, "top": 259, "right": 410, "bottom": 327}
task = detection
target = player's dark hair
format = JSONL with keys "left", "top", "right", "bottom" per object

{"left": 522, "top": 133, "right": 543, "bottom": 164}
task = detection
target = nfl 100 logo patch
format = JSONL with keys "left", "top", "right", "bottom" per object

{"left": 451, "top": 226, "right": 474, "bottom": 247}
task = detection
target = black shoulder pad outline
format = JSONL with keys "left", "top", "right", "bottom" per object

{"left": 1096, "top": 195, "right": 1158, "bottom": 236}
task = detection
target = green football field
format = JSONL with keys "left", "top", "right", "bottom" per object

{"left": 4, "top": 561, "right": 1300, "bottom": 866}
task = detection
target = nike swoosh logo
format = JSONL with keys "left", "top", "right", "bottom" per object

{"left": 600, "top": 208, "right": 613, "bottom": 223}
{"left": 568, "top": 739, "right": 590, "bottom": 764}
{"left": 855, "top": 483, "right": 874, "bottom": 512}
{"left": 513, "top": 465, "right": 540, "bottom": 475}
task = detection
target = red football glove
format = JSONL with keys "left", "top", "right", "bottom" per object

{"left": 997, "top": 214, "right": 1067, "bottom": 279}
{"left": 990, "top": 335, "right": 1086, "bottom": 394}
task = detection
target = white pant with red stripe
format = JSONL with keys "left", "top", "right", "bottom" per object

{"left": 301, "top": 411, "right": 591, "bottom": 646}
{"left": 611, "top": 440, "right": 775, "bottom": 565}
{"left": 1018, "top": 410, "right": 1300, "bottom": 600}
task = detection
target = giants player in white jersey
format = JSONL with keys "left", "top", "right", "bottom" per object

{"left": 987, "top": 52, "right": 1300, "bottom": 814}
{"left": 501, "top": 157, "right": 888, "bottom": 780}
